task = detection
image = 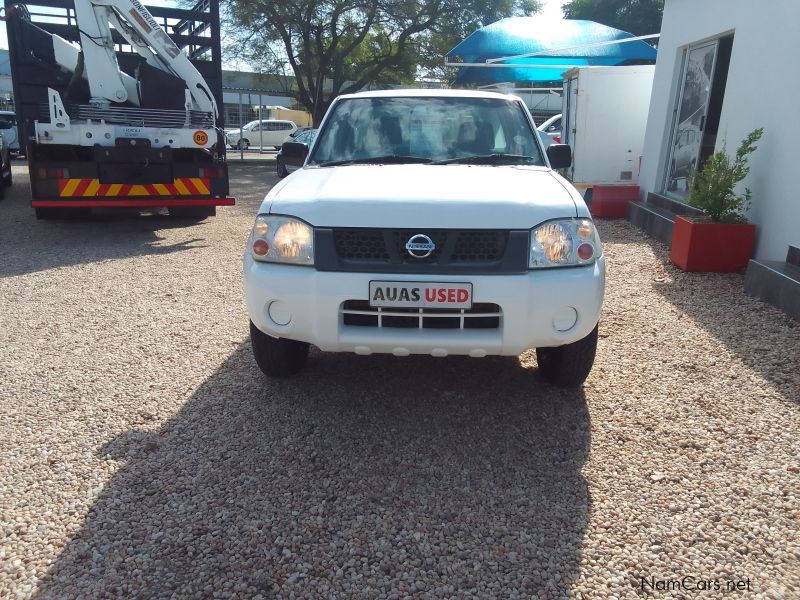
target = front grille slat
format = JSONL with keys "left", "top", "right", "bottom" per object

{"left": 341, "top": 300, "right": 501, "bottom": 330}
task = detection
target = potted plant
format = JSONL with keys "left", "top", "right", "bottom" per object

{"left": 669, "top": 128, "right": 764, "bottom": 272}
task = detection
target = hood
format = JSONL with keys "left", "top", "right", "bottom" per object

{"left": 264, "top": 164, "right": 583, "bottom": 228}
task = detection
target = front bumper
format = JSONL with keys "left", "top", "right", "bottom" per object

{"left": 244, "top": 256, "right": 605, "bottom": 356}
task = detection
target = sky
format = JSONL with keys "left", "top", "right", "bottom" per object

{"left": 539, "top": 0, "right": 569, "bottom": 21}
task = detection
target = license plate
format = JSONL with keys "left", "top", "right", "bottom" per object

{"left": 369, "top": 281, "right": 473, "bottom": 309}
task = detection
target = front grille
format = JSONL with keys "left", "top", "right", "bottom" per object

{"left": 340, "top": 300, "right": 501, "bottom": 329}
{"left": 316, "top": 228, "right": 530, "bottom": 274}
{"left": 454, "top": 231, "right": 508, "bottom": 261}
{"left": 332, "top": 229, "right": 508, "bottom": 264}
{"left": 334, "top": 230, "right": 389, "bottom": 260}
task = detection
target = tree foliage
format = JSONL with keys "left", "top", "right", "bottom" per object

{"left": 688, "top": 128, "right": 764, "bottom": 223}
{"left": 224, "top": 0, "right": 539, "bottom": 124}
{"left": 562, "top": 0, "right": 664, "bottom": 36}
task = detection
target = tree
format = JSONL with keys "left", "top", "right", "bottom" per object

{"left": 224, "top": 0, "right": 539, "bottom": 124}
{"left": 562, "top": 0, "right": 664, "bottom": 36}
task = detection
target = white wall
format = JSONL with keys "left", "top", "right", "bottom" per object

{"left": 639, "top": 0, "right": 800, "bottom": 261}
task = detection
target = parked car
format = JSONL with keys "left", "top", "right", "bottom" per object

{"left": 0, "top": 134, "right": 13, "bottom": 199}
{"left": 0, "top": 111, "right": 20, "bottom": 153}
{"left": 276, "top": 129, "right": 317, "bottom": 177}
{"left": 537, "top": 113, "right": 562, "bottom": 148}
{"left": 668, "top": 122, "right": 703, "bottom": 190}
{"left": 243, "top": 90, "right": 605, "bottom": 387}
{"left": 225, "top": 119, "right": 297, "bottom": 150}
{"left": 284, "top": 126, "right": 313, "bottom": 142}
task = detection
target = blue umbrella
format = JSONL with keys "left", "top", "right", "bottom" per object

{"left": 447, "top": 17, "right": 657, "bottom": 84}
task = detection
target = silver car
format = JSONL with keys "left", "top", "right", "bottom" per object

{"left": 0, "top": 111, "right": 20, "bottom": 153}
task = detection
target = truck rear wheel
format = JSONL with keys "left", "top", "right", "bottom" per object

{"left": 536, "top": 324, "right": 598, "bottom": 387}
{"left": 168, "top": 205, "right": 216, "bottom": 219}
{"left": 250, "top": 321, "right": 309, "bottom": 377}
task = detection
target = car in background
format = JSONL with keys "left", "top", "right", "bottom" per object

{"left": 225, "top": 119, "right": 297, "bottom": 150}
{"left": 276, "top": 129, "right": 317, "bottom": 177}
{"left": 284, "top": 126, "right": 313, "bottom": 142}
{"left": 667, "top": 122, "right": 703, "bottom": 190}
{"left": 0, "top": 134, "right": 13, "bottom": 199}
{"left": 537, "top": 113, "right": 562, "bottom": 148}
{"left": 0, "top": 111, "right": 20, "bottom": 153}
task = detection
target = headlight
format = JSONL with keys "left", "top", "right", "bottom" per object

{"left": 250, "top": 215, "right": 314, "bottom": 265}
{"left": 529, "top": 218, "right": 600, "bottom": 268}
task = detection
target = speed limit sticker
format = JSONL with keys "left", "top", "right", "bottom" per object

{"left": 193, "top": 130, "right": 209, "bottom": 145}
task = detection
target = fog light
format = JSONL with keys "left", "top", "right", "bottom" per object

{"left": 267, "top": 301, "right": 291, "bottom": 326}
{"left": 553, "top": 307, "right": 578, "bottom": 332}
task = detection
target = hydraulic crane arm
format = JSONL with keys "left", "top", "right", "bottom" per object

{"left": 73, "top": 0, "right": 217, "bottom": 117}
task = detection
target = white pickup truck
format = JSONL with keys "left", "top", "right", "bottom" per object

{"left": 243, "top": 90, "right": 605, "bottom": 387}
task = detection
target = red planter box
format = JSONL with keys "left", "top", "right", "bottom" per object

{"left": 589, "top": 185, "right": 639, "bottom": 218}
{"left": 670, "top": 216, "right": 756, "bottom": 272}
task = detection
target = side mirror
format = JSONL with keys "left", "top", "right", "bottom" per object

{"left": 282, "top": 141, "right": 309, "bottom": 161}
{"left": 546, "top": 144, "right": 572, "bottom": 169}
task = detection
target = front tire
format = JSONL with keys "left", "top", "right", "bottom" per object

{"left": 237, "top": 139, "right": 250, "bottom": 151}
{"left": 250, "top": 321, "right": 309, "bottom": 377}
{"left": 536, "top": 324, "right": 598, "bottom": 387}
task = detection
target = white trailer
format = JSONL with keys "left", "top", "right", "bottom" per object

{"left": 561, "top": 65, "right": 655, "bottom": 188}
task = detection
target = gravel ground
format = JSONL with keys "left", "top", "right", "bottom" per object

{"left": 1, "top": 161, "right": 798, "bottom": 598}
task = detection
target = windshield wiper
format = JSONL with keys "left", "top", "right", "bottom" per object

{"left": 317, "top": 155, "right": 433, "bottom": 167}
{"left": 432, "top": 154, "right": 537, "bottom": 165}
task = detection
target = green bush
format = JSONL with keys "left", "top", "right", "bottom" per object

{"left": 687, "top": 128, "right": 764, "bottom": 223}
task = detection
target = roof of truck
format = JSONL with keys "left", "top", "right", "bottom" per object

{"left": 338, "top": 88, "right": 519, "bottom": 101}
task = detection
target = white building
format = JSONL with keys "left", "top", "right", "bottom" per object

{"left": 635, "top": 0, "right": 799, "bottom": 264}
{"left": 629, "top": 0, "right": 799, "bottom": 319}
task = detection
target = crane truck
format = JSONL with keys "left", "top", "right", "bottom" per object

{"left": 3, "top": 0, "right": 234, "bottom": 219}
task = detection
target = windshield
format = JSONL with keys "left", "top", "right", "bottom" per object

{"left": 0, "top": 115, "right": 15, "bottom": 130}
{"left": 308, "top": 96, "right": 544, "bottom": 166}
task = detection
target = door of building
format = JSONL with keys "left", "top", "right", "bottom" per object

{"left": 663, "top": 41, "right": 719, "bottom": 198}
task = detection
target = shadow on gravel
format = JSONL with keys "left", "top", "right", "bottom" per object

{"left": 599, "top": 220, "right": 799, "bottom": 400}
{"left": 652, "top": 278, "right": 800, "bottom": 401}
{"left": 0, "top": 212, "right": 209, "bottom": 278}
{"left": 0, "top": 163, "right": 275, "bottom": 278}
{"left": 34, "top": 347, "right": 591, "bottom": 597}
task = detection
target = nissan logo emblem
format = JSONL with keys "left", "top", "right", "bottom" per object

{"left": 405, "top": 234, "right": 436, "bottom": 258}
